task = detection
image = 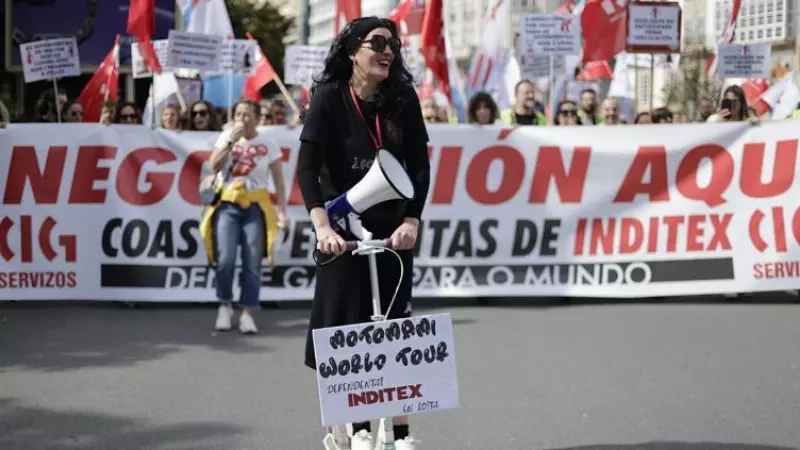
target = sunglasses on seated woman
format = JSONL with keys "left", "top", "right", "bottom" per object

{"left": 362, "top": 35, "right": 402, "bottom": 54}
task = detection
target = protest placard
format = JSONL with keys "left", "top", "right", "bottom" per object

{"left": 313, "top": 313, "right": 459, "bottom": 426}
{"left": 519, "top": 14, "right": 581, "bottom": 56}
{"left": 131, "top": 39, "right": 170, "bottom": 78}
{"left": 216, "top": 39, "right": 258, "bottom": 76}
{"left": 19, "top": 37, "right": 81, "bottom": 83}
{"left": 520, "top": 54, "right": 566, "bottom": 79}
{"left": 284, "top": 45, "right": 327, "bottom": 86}
{"left": 166, "top": 30, "right": 223, "bottom": 72}
{"left": 717, "top": 43, "right": 771, "bottom": 78}
{"left": 626, "top": 1, "right": 682, "bottom": 53}
{"left": 402, "top": 47, "right": 425, "bottom": 82}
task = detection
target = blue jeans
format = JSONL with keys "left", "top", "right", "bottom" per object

{"left": 214, "top": 202, "right": 265, "bottom": 309}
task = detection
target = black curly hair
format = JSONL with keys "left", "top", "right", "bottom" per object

{"left": 304, "top": 16, "right": 415, "bottom": 120}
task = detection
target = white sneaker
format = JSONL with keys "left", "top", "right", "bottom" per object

{"left": 395, "top": 436, "right": 421, "bottom": 450}
{"left": 238, "top": 313, "right": 258, "bottom": 334}
{"left": 214, "top": 303, "right": 234, "bottom": 331}
{"left": 323, "top": 426, "right": 351, "bottom": 450}
{"left": 350, "top": 430, "right": 374, "bottom": 450}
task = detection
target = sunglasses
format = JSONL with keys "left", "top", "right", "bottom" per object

{"left": 120, "top": 113, "right": 138, "bottom": 120}
{"left": 361, "top": 35, "right": 401, "bottom": 54}
{"left": 192, "top": 109, "right": 209, "bottom": 117}
{"left": 559, "top": 109, "right": 578, "bottom": 116}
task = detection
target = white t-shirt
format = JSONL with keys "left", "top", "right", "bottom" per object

{"left": 213, "top": 128, "right": 282, "bottom": 191}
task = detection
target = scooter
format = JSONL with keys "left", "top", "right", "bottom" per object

{"left": 318, "top": 232, "right": 403, "bottom": 450}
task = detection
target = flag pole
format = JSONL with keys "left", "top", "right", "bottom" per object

{"left": 272, "top": 75, "right": 300, "bottom": 113}
{"left": 649, "top": 53, "right": 655, "bottom": 111}
{"left": 442, "top": 1, "right": 468, "bottom": 116}
{"left": 150, "top": 80, "right": 156, "bottom": 129}
{"left": 51, "top": 78, "right": 62, "bottom": 123}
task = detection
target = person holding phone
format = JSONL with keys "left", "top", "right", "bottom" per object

{"left": 707, "top": 85, "right": 759, "bottom": 124}
{"left": 199, "top": 100, "right": 289, "bottom": 334}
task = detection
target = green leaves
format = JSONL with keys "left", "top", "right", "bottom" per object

{"left": 227, "top": 0, "right": 294, "bottom": 96}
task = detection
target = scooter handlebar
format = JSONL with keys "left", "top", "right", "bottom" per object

{"left": 313, "top": 239, "right": 393, "bottom": 267}
{"left": 343, "top": 239, "right": 393, "bottom": 251}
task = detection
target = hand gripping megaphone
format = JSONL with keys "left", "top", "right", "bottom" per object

{"left": 324, "top": 149, "right": 415, "bottom": 240}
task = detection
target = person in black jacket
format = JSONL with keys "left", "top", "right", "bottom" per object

{"left": 296, "top": 16, "right": 430, "bottom": 449}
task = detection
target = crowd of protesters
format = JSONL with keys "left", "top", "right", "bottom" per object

{"left": 0, "top": 87, "right": 294, "bottom": 130}
{"left": 4, "top": 76, "right": 796, "bottom": 131}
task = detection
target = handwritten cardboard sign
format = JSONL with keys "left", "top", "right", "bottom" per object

{"left": 717, "top": 43, "right": 771, "bottom": 78}
{"left": 284, "top": 45, "right": 327, "bottom": 86}
{"left": 519, "top": 14, "right": 581, "bottom": 56}
{"left": 19, "top": 37, "right": 81, "bottom": 83}
{"left": 313, "top": 313, "right": 459, "bottom": 426}
{"left": 626, "top": 1, "right": 682, "bottom": 53}
{"left": 520, "top": 54, "right": 566, "bottom": 79}
{"left": 166, "top": 30, "right": 223, "bottom": 72}
{"left": 215, "top": 39, "right": 259, "bottom": 76}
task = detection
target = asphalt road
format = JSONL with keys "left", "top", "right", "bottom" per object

{"left": 1, "top": 295, "right": 799, "bottom": 450}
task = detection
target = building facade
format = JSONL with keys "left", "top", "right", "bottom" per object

{"left": 681, "top": 0, "right": 709, "bottom": 47}
{"left": 706, "top": 0, "right": 798, "bottom": 79}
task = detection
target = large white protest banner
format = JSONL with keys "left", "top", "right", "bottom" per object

{"left": 3, "top": 120, "right": 800, "bottom": 301}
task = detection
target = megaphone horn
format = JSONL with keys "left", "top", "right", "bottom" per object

{"left": 325, "top": 149, "right": 415, "bottom": 230}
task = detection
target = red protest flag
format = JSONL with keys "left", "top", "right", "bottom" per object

{"left": 127, "top": 0, "right": 162, "bottom": 73}
{"left": 77, "top": 36, "right": 121, "bottom": 122}
{"left": 335, "top": 0, "right": 362, "bottom": 35}
{"left": 580, "top": 0, "right": 627, "bottom": 63}
{"left": 243, "top": 33, "right": 277, "bottom": 101}
{"left": 420, "top": 0, "right": 451, "bottom": 101}
{"left": 577, "top": 60, "right": 613, "bottom": 80}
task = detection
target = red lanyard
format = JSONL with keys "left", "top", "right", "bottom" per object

{"left": 348, "top": 85, "right": 383, "bottom": 151}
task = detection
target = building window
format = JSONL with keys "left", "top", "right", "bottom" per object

{"left": 740, "top": 32, "right": 746, "bottom": 40}
{"left": 777, "top": 12, "right": 783, "bottom": 20}
{"left": 757, "top": 29, "right": 763, "bottom": 38}
{"left": 767, "top": 14, "right": 773, "bottom": 22}
{"left": 776, "top": 1, "right": 782, "bottom": 10}
{"left": 767, "top": 2, "right": 773, "bottom": 11}
{"left": 767, "top": 28, "right": 772, "bottom": 37}
{"left": 758, "top": 4, "right": 764, "bottom": 13}
{"left": 776, "top": 27, "right": 782, "bottom": 36}
{"left": 749, "top": 30, "right": 754, "bottom": 39}
{"left": 758, "top": 16, "right": 764, "bottom": 24}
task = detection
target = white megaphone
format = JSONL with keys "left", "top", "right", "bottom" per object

{"left": 324, "top": 149, "right": 415, "bottom": 240}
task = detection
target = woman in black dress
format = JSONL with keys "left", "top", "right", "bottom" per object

{"left": 297, "top": 16, "right": 430, "bottom": 449}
